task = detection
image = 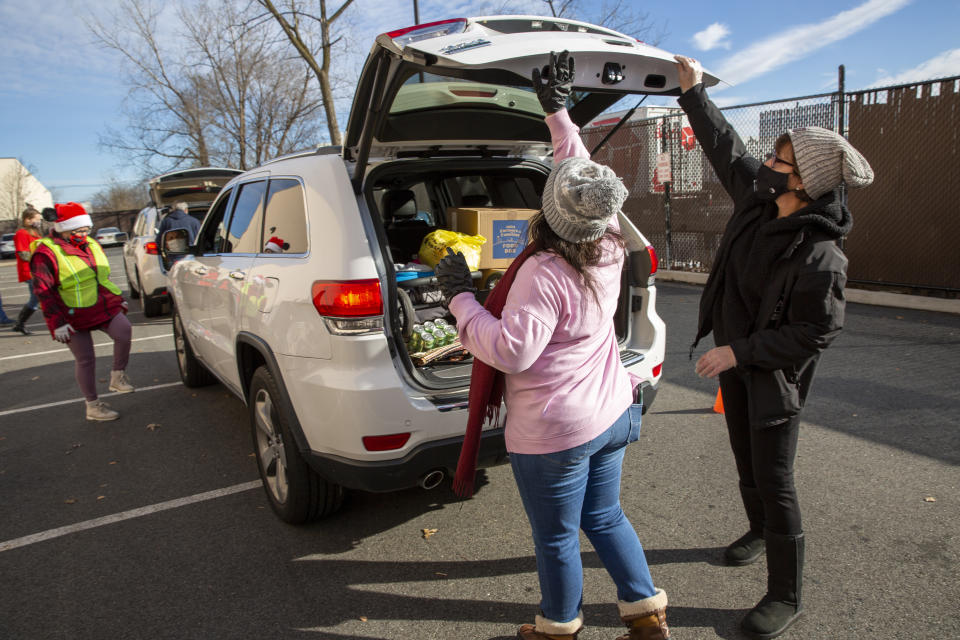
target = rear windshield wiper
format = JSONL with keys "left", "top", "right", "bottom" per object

{"left": 590, "top": 96, "right": 648, "bottom": 159}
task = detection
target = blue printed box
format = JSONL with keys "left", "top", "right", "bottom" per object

{"left": 451, "top": 207, "right": 538, "bottom": 269}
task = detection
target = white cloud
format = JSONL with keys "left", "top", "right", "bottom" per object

{"left": 872, "top": 48, "right": 960, "bottom": 86}
{"left": 713, "top": 0, "right": 913, "bottom": 87}
{"left": 692, "top": 23, "right": 731, "bottom": 51}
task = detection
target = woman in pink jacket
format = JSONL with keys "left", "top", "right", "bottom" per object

{"left": 436, "top": 52, "right": 670, "bottom": 640}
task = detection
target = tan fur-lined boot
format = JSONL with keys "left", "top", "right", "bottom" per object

{"left": 517, "top": 610, "right": 583, "bottom": 639}
{"left": 616, "top": 589, "right": 670, "bottom": 640}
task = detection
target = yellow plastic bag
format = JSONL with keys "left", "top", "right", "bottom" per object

{"left": 418, "top": 230, "right": 486, "bottom": 271}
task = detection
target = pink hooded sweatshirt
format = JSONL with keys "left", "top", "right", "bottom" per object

{"left": 448, "top": 109, "right": 634, "bottom": 455}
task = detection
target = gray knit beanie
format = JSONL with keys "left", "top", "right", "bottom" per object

{"left": 787, "top": 126, "right": 874, "bottom": 200}
{"left": 542, "top": 157, "right": 628, "bottom": 243}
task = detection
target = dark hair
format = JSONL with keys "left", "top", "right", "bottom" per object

{"left": 20, "top": 206, "right": 41, "bottom": 227}
{"left": 776, "top": 133, "right": 813, "bottom": 202}
{"left": 527, "top": 211, "right": 625, "bottom": 307}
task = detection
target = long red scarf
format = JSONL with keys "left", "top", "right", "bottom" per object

{"left": 452, "top": 242, "right": 540, "bottom": 497}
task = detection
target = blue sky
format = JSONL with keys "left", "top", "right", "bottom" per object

{"left": 1, "top": 0, "right": 957, "bottom": 204}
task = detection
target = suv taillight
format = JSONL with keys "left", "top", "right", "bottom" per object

{"left": 646, "top": 245, "right": 658, "bottom": 275}
{"left": 312, "top": 280, "right": 384, "bottom": 336}
{"left": 385, "top": 18, "right": 467, "bottom": 47}
{"left": 144, "top": 241, "right": 158, "bottom": 255}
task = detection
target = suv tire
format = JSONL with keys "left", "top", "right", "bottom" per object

{"left": 139, "top": 272, "right": 164, "bottom": 317}
{"left": 172, "top": 308, "right": 216, "bottom": 387}
{"left": 126, "top": 267, "right": 140, "bottom": 299}
{"left": 249, "top": 366, "right": 344, "bottom": 523}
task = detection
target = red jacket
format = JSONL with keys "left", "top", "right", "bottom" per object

{"left": 31, "top": 237, "right": 126, "bottom": 336}
{"left": 13, "top": 228, "right": 40, "bottom": 282}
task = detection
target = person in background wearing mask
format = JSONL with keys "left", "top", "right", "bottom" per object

{"left": 10, "top": 205, "right": 45, "bottom": 334}
{"left": 155, "top": 201, "right": 200, "bottom": 249}
{"left": 674, "top": 56, "right": 874, "bottom": 639}
{"left": 31, "top": 202, "right": 136, "bottom": 421}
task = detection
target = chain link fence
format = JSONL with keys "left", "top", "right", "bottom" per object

{"left": 580, "top": 74, "right": 960, "bottom": 295}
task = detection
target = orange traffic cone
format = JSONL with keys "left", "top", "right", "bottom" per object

{"left": 713, "top": 388, "right": 724, "bottom": 414}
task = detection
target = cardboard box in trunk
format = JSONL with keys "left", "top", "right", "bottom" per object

{"left": 449, "top": 207, "right": 538, "bottom": 269}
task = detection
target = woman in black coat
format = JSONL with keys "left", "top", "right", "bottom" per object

{"left": 674, "top": 55, "right": 874, "bottom": 639}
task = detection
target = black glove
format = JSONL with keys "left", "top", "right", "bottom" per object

{"left": 435, "top": 248, "right": 476, "bottom": 306}
{"left": 532, "top": 50, "right": 575, "bottom": 114}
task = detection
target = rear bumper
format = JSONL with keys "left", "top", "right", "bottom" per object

{"left": 306, "top": 428, "right": 508, "bottom": 493}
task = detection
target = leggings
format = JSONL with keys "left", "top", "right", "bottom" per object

{"left": 67, "top": 313, "right": 132, "bottom": 401}
{"left": 718, "top": 369, "right": 802, "bottom": 535}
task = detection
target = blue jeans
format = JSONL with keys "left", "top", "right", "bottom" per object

{"left": 510, "top": 404, "right": 657, "bottom": 624}
{"left": 25, "top": 280, "right": 39, "bottom": 311}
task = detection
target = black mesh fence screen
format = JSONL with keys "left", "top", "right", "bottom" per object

{"left": 579, "top": 75, "right": 960, "bottom": 294}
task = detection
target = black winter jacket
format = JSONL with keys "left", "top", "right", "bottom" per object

{"left": 678, "top": 84, "right": 850, "bottom": 427}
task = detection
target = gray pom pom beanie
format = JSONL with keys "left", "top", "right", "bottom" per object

{"left": 787, "top": 126, "right": 874, "bottom": 200}
{"left": 542, "top": 157, "right": 629, "bottom": 243}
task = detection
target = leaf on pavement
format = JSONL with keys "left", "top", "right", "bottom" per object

{"left": 31, "top": 376, "right": 39, "bottom": 381}
{"left": 421, "top": 528, "right": 439, "bottom": 539}
{"left": 146, "top": 423, "right": 160, "bottom": 431}
{"left": 64, "top": 498, "right": 76, "bottom": 504}
{"left": 924, "top": 496, "right": 936, "bottom": 502}
{"left": 109, "top": 461, "right": 118, "bottom": 465}
{"left": 97, "top": 495, "right": 106, "bottom": 500}
{"left": 359, "top": 616, "right": 368, "bottom": 622}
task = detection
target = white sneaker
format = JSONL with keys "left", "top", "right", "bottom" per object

{"left": 86, "top": 400, "right": 119, "bottom": 421}
{"left": 109, "top": 370, "right": 135, "bottom": 393}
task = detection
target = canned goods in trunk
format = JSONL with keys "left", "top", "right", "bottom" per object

{"left": 408, "top": 331, "right": 423, "bottom": 353}
{"left": 443, "top": 325, "right": 458, "bottom": 343}
{"left": 420, "top": 331, "right": 436, "bottom": 350}
{"left": 423, "top": 321, "right": 437, "bottom": 333}
{"left": 432, "top": 327, "right": 447, "bottom": 345}
{"left": 433, "top": 318, "right": 448, "bottom": 328}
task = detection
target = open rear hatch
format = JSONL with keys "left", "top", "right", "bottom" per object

{"left": 344, "top": 15, "right": 716, "bottom": 390}
{"left": 148, "top": 167, "right": 242, "bottom": 218}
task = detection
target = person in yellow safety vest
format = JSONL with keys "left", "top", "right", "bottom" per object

{"left": 30, "top": 202, "right": 136, "bottom": 422}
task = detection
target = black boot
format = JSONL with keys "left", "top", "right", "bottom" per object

{"left": 724, "top": 483, "right": 766, "bottom": 566}
{"left": 11, "top": 306, "right": 35, "bottom": 335}
{"left": 741, "top": 531, "right": 804, "bottom": 639}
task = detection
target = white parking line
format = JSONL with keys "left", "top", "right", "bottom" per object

{"left": 0, "top": 481, "right": 261, "bottom": 553}
{"left": 0, "top": 334, "right": 169, "bottom": 362}
{"left": 0, "top": 381, "right": 183, "bottom": 417}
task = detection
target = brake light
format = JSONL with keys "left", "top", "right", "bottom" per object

{"left": 450, "top": 88, "right": 497, "bottom": 98}
{"left": 363, "top": 433, "right": 411, "bottom": 451}
{"left": 652, "top": 363, "right": 662, "bottom": 378}
{"left": 646, "top": 245, "right": 658, "bottom": 275}
{"left": 385, "top": 18, "right": 467, "bottom": 47}
{"left": 312, "top": 280, "right": 382, "bottom": 318}
{"left": 144, "top": 241, "right": 158, "bottom": 255}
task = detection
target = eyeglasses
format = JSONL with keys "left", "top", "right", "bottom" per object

{"left": 71, "top": 228, "right": 92, "bottom": 235}
{"left": 764, "top": 152, "right": 796, "bottom": 168}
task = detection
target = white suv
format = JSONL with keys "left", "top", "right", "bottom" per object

{"left": 164, "top": 15, "right": 718, "bottom": 523}
{"left": 123, "top": 168, "right": 240, "bottom": 316}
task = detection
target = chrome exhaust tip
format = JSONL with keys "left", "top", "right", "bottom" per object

{"left": 419, "top": 469, "right": 445, "bottom": 490}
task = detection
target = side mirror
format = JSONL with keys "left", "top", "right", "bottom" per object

{"left": 160, "top": 229, "right": 192, "bottom": 271}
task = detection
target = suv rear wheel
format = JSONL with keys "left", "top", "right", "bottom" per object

{"left": 172, "top": 308, "right": 216, "bottom": 387}
{"left": 249, "top": 366, "right": 344, "bottom": 523}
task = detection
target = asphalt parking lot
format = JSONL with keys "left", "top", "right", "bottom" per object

{"left": 1, "top": 248, "right": 958, "bottom": 639}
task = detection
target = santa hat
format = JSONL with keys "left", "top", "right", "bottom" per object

{"left": 54, "top": 202, "right": 93, "bottom": 233}
{"left": 264, "top": 236, "right": 285, "bottom": 253}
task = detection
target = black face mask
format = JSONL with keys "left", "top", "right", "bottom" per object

{"left": 754, "top": 164, "right": 792, "bottom": 201}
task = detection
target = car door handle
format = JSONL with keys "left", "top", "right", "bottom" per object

{"left": 229, "top": 271, "right": 246, "bottom": 280}
{"left": 192, "top": 266, "right": 209, "bottom": 276}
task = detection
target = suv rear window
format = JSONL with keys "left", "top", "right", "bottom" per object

{"left": 390, "top": 72, "right": 543, "bottom": 118}
{"left": 262, "top": 179, "right": 307, "bottom": 254}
